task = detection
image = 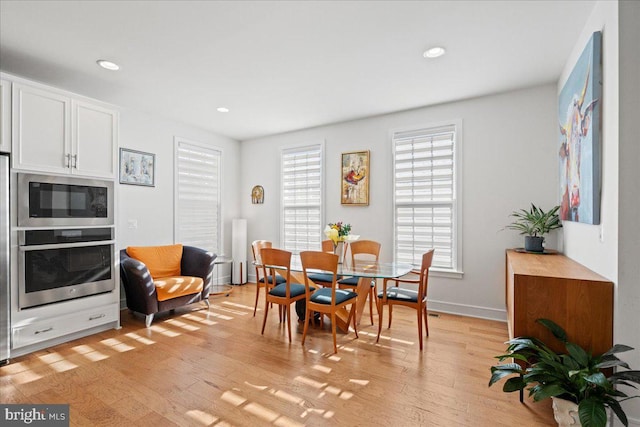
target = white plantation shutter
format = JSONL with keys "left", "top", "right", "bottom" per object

{"left": 393, "top": 124, "right": 460, "bottom": 271}
{"left": 281, "top": 144, "right": 323, "bottom": 252}
{"left": 175, "top": 139, "right": 221, "bottom": 254}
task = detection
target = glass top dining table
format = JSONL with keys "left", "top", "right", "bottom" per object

{"left": 286, "top": 256, "right": 415, "bottom": 279}
{"left": 255, "top": 254, "right": 415, "bottom": 332}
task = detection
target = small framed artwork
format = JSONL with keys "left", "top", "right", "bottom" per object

{"left": 119, "top": 148, "right": 155, "bottom": 187}
{"left": 341, "top": 150, "right": 369, "bottom": 206}
{"left": 251, "top": 185, "right": 264, "bottom": 204}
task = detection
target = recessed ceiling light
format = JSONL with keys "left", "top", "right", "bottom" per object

{"left": 217, "top": 107, "right": 230, "bottom": 113}
{"left": 423, "top": 47, "right": 446, "bottom": 59}
{"left": 96, "top": 59, "right": 120, "bottom": 71}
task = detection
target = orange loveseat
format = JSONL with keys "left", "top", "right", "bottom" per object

{"left": 119, "top": 244, "right": 216, "bottom": 327}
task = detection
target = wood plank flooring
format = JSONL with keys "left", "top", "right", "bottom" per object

{"left": 1, "top": 284, "right": 556, "bottom": 426}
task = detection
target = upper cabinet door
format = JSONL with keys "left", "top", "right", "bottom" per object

{"left": 0, "top": 79, "right": 10, "bottom": 153}
{"left": 12, "top": 83, "right": 72, "bottom": 174}
{"left": 72, "top": 100, "right": 118, "bottom": 179}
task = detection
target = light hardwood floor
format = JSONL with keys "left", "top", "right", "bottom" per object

{"left": 1, "top": 284, "right": 555, "bottom": 426}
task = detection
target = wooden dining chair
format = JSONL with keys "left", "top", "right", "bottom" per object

{"left": 306, "top": 239, "right": 343, "bottom": 288}
{"left": 338, "top": 239, "right": 381, "bottom": 324}
{"left": 251, "top": 240, "right": 285, "bottom": 316}
{"left": 260, "top": 248, "right": 311, "bottom": 342}
{"left": 300, "top": 251, "right": 358, "bottom": 353}
{"left": 376, "top": 249, "right": 435, "bottom": 350}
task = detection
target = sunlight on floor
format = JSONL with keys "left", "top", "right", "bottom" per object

{"left": 221, "top": 390, "right": 247, "bottom": 407}
{"left": 182, "top": 313, "right": 217, "bottom": 326}
{"left": 165, "top": 318, "right": 200, "bottom": 331}
{"left": 312, "top": 364, "right": 331, "bottom": 374}
{"left": 123, "top": 332, "right": 156, "bottom": 345}
{"left": 100, "top": 337, "right": 137, "bottom": 351}
{"left": 148, "top": 325, "right": 181, "bottom": 338}
{"left": 210, "top": 303, "right": 249, "bottom": 316}
{"left": 360, "top": 329, "right": 414, "bottom": 345}
{"left": 185, "top": 409, "right": 219, "bottom": 426}
{"left": 221, "top": 301, "right": 255, "bottom": 311}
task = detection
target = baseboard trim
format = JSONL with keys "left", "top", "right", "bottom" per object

{"left": 427, "top": 299, "right": 507, "bottom": 322}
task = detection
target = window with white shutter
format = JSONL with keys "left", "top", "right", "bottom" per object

{"left": 392, "top": 122, "right": 462, "bottom": 275}
{"left": 281, "top": 144, "right": 323, "bottom": 252}
{"left": 174, "top": 138, "right": 221, "bottom": 254}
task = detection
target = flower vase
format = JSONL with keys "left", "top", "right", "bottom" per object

{"left": 333, "top": 241, "right": 345, "bottom": 264}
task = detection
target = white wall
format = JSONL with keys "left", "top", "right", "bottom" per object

{"left": 240, "top": 84, "right": 558, "bottom": 321}
{"left": 617, "top": 1, "right": 640, "bottom": 424}
{"left": 117, "top": 108, "right": 241, "bottom": 282}
{"left": 558, "top": 1, "right": 619, "bottom": 281}
{"left": 559, "top": 1, "right": 640, "bottom": 425}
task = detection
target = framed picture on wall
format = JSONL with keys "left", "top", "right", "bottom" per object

{"left": 341, "top": 150, "right": 369, "bottom": 206}
{"left": 119, "top": 148, "right": 155, "bottom": 187}
{"left": 558, "top": 31, "right": 602, "bottom": 224}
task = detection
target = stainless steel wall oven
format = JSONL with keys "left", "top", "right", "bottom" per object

{"left": 18, "top": 228, "right": 116, "bottom": 309}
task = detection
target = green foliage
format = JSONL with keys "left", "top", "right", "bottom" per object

{"left": 489, "top": 319, "right": 640, "bottom": 427}
{"left": 505, "top": 203, "right": 562, "bottom": 237}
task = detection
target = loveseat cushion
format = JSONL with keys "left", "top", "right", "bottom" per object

{"left": 127, "top": 244, "right": 183, "bottom": 279}
{"left": 154, "top": 276, "right": 204, "bottom": 301}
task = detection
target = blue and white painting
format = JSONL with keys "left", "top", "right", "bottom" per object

{"left": 558, "top": 31, "right": 602, "bottom": 224}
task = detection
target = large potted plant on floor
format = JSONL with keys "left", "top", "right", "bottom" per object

{"left": 505, "top": 203, "right": 562, "bottom": 252}
{"left": 489, "top": 319, "right": 640, "bottom": 427}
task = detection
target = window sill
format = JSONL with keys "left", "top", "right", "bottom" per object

{"left": 429, "top": 268, "right": 464, "bottom": 279}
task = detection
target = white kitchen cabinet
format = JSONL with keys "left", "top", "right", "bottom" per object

{"left": 0, "top": 79, "right": 10, "bottom": 153}
{"left": 11, "top": 81, "right": 118, "bottom": 178}
{"left": 72, "top": 100, "right": 118, "bottom": 178}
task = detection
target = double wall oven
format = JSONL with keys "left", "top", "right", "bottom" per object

{"left": 17, "top": 173, "right": 115, "bottom": 309}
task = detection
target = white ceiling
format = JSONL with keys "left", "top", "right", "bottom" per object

{"left": 0, "top": 0, "right": 596, "bottom": 141}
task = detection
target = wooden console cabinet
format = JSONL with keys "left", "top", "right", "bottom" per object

{"left": 506, "top": 250, "right": 613, "bottom": 355}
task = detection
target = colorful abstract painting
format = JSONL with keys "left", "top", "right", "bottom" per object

{"left": 558, "top": 31, "right": 602, "bottom": 224}
{"left": 341, "top": 150, "right": 369, "bottom": 205}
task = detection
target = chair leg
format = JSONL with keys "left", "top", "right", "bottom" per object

{"left": 253, "top": 283, "right": 261, "bottom": 316}
{"left": 417, "top": 307, "right": 423, "bottom": 350}
{"left": 350, "top": 303, "right": 358, "bottom": 339}
{"left": 145, "top": 314, "right": 154, "bottom": 328}
{"left": 423, "top": 306, "right": 429, "bottom": 337}
{"left": 204, "top": 298, "right": 210, "bottom": 308}
{"left": 331, "top": 313, "right": 338, "bottom": 353}
{"left": 368, "top": 288, "right": 374, "bottom": 325}
{"left": 376, "top": 303, "right": 384, "bottom": 343}
{"left": 286, "top": 305, "right": 292, "bottom": 343}
{"left": 302, "top": 308, "right": 311, "bottom": 346}
{"left": 261, "top": 300, "right": 269, "bottom": 335}
{"left": 388, "top": 305, "right": 393, "bottom": 328}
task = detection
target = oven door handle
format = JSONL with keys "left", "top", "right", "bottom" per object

{"left": 19, "top": 240, "right": 115, "bottom": 251}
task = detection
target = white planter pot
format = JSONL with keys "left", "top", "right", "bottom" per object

{"left": 552, "top": 397, "right": 581, "bottom": 426}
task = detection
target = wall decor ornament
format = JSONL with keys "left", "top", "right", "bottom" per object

{"left": 341, "top": 150, "right": 369, "bottom": 205}
{"left": 558, "top": 31, "right": 602, "bottom": 224}
{"left": 119, "top": 148, "right": 155, "bottom": 187}
{"left": 251, "top": 185, "right": 264, "bottom": 204}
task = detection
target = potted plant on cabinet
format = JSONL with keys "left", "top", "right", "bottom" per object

{"left": 489, "top": 318, "right": 640, "bottom": 427}
{"left": 505, "top": 203, "right": 562, "bottom": 252}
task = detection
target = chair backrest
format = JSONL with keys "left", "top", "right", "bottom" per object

{"left": 348, "top": 240, "right": 381, "bottom": 265}
{"left": 418, "top": 249, "right": 435, "bottom": 299}
{"left": 252, "top": 240, "right": 272, "bottom": 281}
{"left": 300, "top": 250, "right": 339, "bottom": 300}
{"left": 260, "top": 247, "right": 292, "bottom": 293}
{"left": 321, "top": 239, "right": 334, "bottom": 253}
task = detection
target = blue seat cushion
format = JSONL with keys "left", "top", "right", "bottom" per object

{"left": 269, "top": 283, "right": 312, "bottom": 298}
{"left": 308, "top": 273, "right": 342, "bottom": 283}
{"left": 337, "top": 276, "right": 359, "bottom": 286}
{"left": 310, "top": 287, "right": 357, "bottom": 305}
{"left": 378, "top": 287, "right": 418, "bottom": 302}
{"left": 258, "top": 275, "right": 286, "bottom": 284}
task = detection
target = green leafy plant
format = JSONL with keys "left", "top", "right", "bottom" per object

{"left": 505, "top": 203, "right": 562, "bottom": 237}
{"left": 489, "top": 318, "right": 640, "bottom": 427}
